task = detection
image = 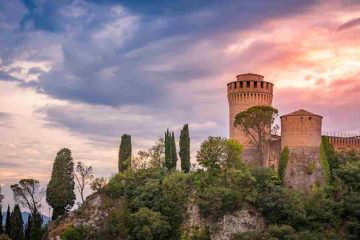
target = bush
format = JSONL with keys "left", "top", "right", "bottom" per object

{"left": 128, "top": 207, "right": 171, "bottom": 240}
{"left": 251, "top": 167, "right": 280, "bottom": 193}
{"left": 305, "top": 161, "right": 316, "bottom": 175}
{"left": 197, "top": 186, "right": 241, "bottom": 219}
{"left": 61, "top": 225, "right": 84, "bottom": 240}
{"left": 256, "top": 187, "right": 307, "bottom": 227}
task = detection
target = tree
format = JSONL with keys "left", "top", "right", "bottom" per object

{"left": 24, "top": 215, "right": 30, "bottom": 240}
{"left": 90, "top": 177, "right": 107, "bottom": 192}
{"left": 75, "top": 161, "right": 94, "bottom": 204}
{"left": 134, "top": 138, "right": 165, "bottom": 169}
{"left": 128, "top": 207, "right": 171, "bottom": 240}
{"left": 164, "top": 129, "right": 172, "bottom": 170}
{"left": 234, "top": 105, "right": 278, "bottom": 165}
{"left": 118, "top": 134, "right": 132, "bottom": 172}
{"left": 171, "top": 132, "right": 178, "bottom": 169}
{"left": 46, "top": 148, "right": 76, "bottom": 220}
{"left": 29, "top": 211, "right": 43, "bottom": 240}
{"left": 0, "top": 186, "right": 3, "bottom": 234}
{"left": 196, "top": 137, "right": 228, "bottom": 172}
{"left": 179, "top": 124, "right": 190, "bottom": 173}
{"left": 11, "top": 179, "right": 45, "bottom": 215}
{"left": 5, "top": 205, "right": 11, "bottom": 235}
{"left": 0, "top": 205, "right": 3, "bottom": 235}
{"left": 10, "top": 204, "right": 24, "bottom": 240}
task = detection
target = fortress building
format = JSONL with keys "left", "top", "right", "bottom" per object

{"left": 227, "top": 73, "right": 360, "bottom": 191}
{"left": 227, "top": 73, "right": 273, "bottom": 166}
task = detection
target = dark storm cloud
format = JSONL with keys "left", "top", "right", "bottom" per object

{"left": 0, "top": 0, "right": 317, "bottom": 108}
{"left": 0, "top": 71, "right": 21, "bottom": 82}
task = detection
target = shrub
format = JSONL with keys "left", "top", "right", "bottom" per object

{"left": 251, "top": 167, "right": 280, "bottom": 193}
{"left": 197, "top": 186, "right": 241, "bottom": 219}
{"left": 61, "top": 225, "right": 84, "bottom": 240}
{"left": 128, "top": 207, "right": 171, "bottom": 240}
{"left": 305, "top": 161, "right": 316, "bottom": 175}
{"left": 278, "top": 146, "right": 289, "bottom": 184}
{"left": 256, "top": 187, "right": 307, "bottom": 227}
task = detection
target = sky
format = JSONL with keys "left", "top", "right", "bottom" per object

{"left": 0, "top": 0, "right": 360, "bottom": 214}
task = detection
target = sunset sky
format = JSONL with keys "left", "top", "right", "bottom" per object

{"left": 1, "top": 0, "right": 360, "bottom": 213}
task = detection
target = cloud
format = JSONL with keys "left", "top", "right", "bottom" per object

{"left": 338, "top": 17, "right": 360, "bottom": 31}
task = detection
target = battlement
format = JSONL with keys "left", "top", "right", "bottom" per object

{"left": 227, "top": 79, "right": 273, "bottom": 95}
{"left": 323, "top": 133, "right": 360, "bottom": 150}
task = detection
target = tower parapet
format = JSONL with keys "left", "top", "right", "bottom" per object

{"left": 227, "top": 73, "right": 273, "bottom": 166}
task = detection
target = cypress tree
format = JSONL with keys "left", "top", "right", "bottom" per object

{"left": 10, "top": 204, "right": 24, "bottom": 240}
{"left": 46, "top": 148, "right": 76, "bottom": 220}
{"left": 118, "top": 134, "right": 132, "bottom": 172}
{"left": 29, "top": 211, "right": 43, "bottom": 240}
{"left": 5, "top": 205, "right": 11, "bottom": 235}
{"left": 179, "top": 124, "right": 190, "bottom": 173}
{"left": 0, "top": 205, "right": 3, "bottom": 234}
{"left": 25, "top": 215, "right": 31, "bottom": 240}
{"left": 171, "top": 132, "right": 178, "bottom": 169}
{"left": 164, "top": 129, "right": 172, "bottom": 170}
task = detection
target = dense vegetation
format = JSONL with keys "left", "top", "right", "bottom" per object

{"left": 59, "top": 132, "right": 360, "bottom": 240}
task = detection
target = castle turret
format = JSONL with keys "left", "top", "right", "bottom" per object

{"left": 280, "top": 109, "right": 324, "bottom": 191}
{"left": 227, "top": 73, "right": 273, "bottom": 166}
{"left": 281, "top": 109, "right": 322, "bottom": 149}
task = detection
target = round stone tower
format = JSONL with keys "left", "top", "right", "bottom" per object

{"left": 280, "top": 109, "right": 323, "bottom": 191}
{"left": 227, "top": 73, "right": 274, "bottom": 165}
{"left": 281, "top": 109, "right": 323, "bottom": 149}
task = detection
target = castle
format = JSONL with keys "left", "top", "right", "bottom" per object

{"left": 227, "top": 73, "right": 360, "bottom": 190}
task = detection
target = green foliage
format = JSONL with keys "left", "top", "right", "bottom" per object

{"left": 61, "top": 225, "right": 84, "bottom": 240}
{"left": 165, "top": 129, "right": 177, "bottom": 170}
{"left": 320, "top": 139, "right": 331, "bottom": 185}
{"left": 128, "top": 207, "right": 171, "bottom": 240}
{"left": 29, "top": 211, "right": 43, "bottom": 240}
{"left": 106, "top": 169, "right": 192, "bottom": 239}
{"left": 278, "top": 146, "right": 289, "bottom": 184}
{"left": 119, "top": 134, "right": 132, "bottom": 172}
{"left": 0, "top": 205, "right": 3, "bottom": 234}
{"left": 250, "top": 167, "right": 281, "bottom": 193}
{"left": 180, "top": 124, "right": 191, "bottom": 173}
{"left": 197, "top": 186, "right": 241, "bottom": 219}
{"left": 256, "top": 187, "right": 307, "bottom": 227}
{"left": 321, "top": 136, "right": 339, "bottom": 179}
{"left": 305, "top": 161, "right": 316, "bottom": 175}
{"left": 5, "top": 205, "right": 11, "bottom": 235}
{"left": 46, "top": 148, "right": 76, "bottom": 220}
{"left": 196, "top": 136, "right": 225, "bottom": 171}
{"left": 181, "top": 227, "right": 210, "bottom": 240}
{"left": 10, "top": 204, "right": 24, "bottom": 240}
{"left": 196, "top": 137, "right": 243, "bottom": 173}
{"left": 102, "top": 207, "right": 128, "bottom": 239}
